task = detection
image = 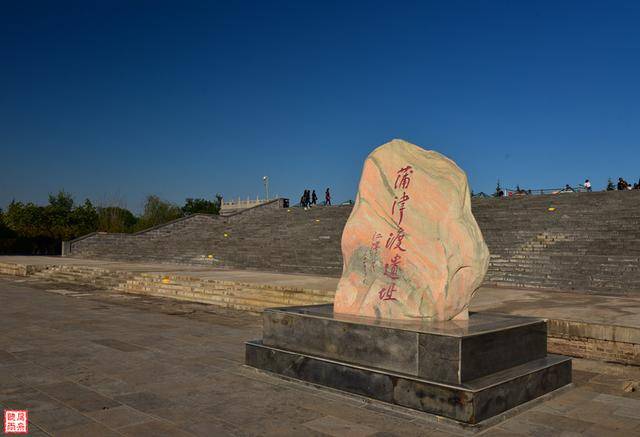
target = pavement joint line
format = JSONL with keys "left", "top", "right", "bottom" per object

{"left": 2, "top": 332, "right": 188, "bottom": 434}
{"left": 20, "top": 379, "right": 130, "bottom": 436}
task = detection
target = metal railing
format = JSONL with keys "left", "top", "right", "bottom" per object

{"left": 501, "top": 186, "right": 590, "bottom": 196}
{"left": 220, "top": 196, "right": 279, "bottom": 210}
{"left": 473, "top": 185, "right": 597, "bottom": 198}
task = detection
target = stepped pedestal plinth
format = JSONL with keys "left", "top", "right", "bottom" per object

{"left": 245, "top": 304, "right": 572, "bottom": 425}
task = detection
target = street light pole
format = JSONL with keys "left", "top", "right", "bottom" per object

{"left": 262, "top": 176, "right": 269, "bottom": 200}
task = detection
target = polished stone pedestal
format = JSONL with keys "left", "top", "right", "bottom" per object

{"left": 245, "top": 304, "right": 572, "bottom": 424}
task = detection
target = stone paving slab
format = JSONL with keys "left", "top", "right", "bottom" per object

{"left": 1, "top": 277, "right": 640, "bottom": 436}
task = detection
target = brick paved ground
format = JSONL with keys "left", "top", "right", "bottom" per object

{"left": 1, "top": 276, "right": 640, "bottom": 436}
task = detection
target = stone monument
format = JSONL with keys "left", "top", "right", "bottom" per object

{"left": 246, "top": 139, "right": 571, "bottom": 425}
{"left": 334, "top": 139, "right": 489, "bottom": 321}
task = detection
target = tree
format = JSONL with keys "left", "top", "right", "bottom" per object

{"left": 2, "top": 191, "right": 97, "bottom": 254}
{"left": 97, "top": 206, "right": 137, "bottom": 233}
{"left": 135, "top": 195, "right": 183, "bottom": 231}
{"left": 43, "top": 191, "right": 74, "bottom": 240}
{"left": 69, "top": 199, "right": 98, "bottom": 238}
{"left": 40, "top": 192, "right": 97, "bottom": 240}
{"left": 606, "top": 178, "right": 615, "bottom": 191}
{"left": 4, "top": 200, "right": 46, "bottom": 238}
{"left": 493, "top": 180, "right": 504, "bottom": 197}
{"left": 0, "top": 209, "right": 16, "bottom": 238}
{"left": 182, "top": 197, "right": 221, "bottom": 215}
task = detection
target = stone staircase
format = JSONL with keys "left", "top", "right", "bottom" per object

{"left": 474, "top": 191, "right": 640, "bottom": 295}
{"left": 67, "top": 190, "right": 640, "bottom": 296}
{"left": 30, "top": 265, "right": 134, "bottom": 289}
{"left": 17, "top": 264, "right": 333, "bottom": 313}
{"left": 70, "top": 205, "right": 351, "bottom": 276}
{"left": 0, "top": 261, "right": 51, "bottom": 276}
{"left": 114, "top": 274, "right": 334, "bottom": 313}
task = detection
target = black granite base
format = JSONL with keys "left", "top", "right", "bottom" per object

{"left": 245, "top": 304, "right": 572, "bottom": 424}
{"left": 262, "top": 304, "right": 548, "bottom": 384}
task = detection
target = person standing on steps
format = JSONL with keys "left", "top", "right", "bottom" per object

{"left": 311, "top": 190, "right": 318, "bottom": 206}
{"left": 304, "top": 190, "right": 310, "bottom": 208}
{"left": 584, "top": 179, "right": 592, "bottom": 192}
{"left": 325, "top": 188, "right": 331, "bottom": 206}
{"left": 301, "top": 190, "right": 310, "bottom": 208}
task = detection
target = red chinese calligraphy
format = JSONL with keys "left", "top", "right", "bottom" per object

{"left": 4, "top": 410, "right": 28, "bottom": 434}
{"left": 391, "top": 191, "right": 410, "bottom": 225}
{"left": 394, "top": 166, "right": 413, "bottom": 190}
{"left": 363, "top": 232, "right": 383, "bottom": 283}
{"left": 370, "top": 232, "right": 382, "bottom": 250}
{"left": 378, "top": 283, "right": 398, "bottom": 301}
{"left": 386, "top": 228, "right": 407, "bottom": 252}
{"left": 378, "top": 164, "right": 413, "bottom": 302}
{"left": 383, "top": 253, "right": 402, "bottom": 280}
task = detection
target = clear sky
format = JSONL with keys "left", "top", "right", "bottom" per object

{"left": 2, "top": 1, "right": 640, "bottom": 211}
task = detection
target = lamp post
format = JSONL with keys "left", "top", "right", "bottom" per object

{"left": 262, "top": 176, "right": 269, "bottom": 200}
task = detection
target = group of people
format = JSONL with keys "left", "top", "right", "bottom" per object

{"left": 583, "top": 178, "right": 640, "bottom": 191}
{"left": 616, "top": 177, "right": 640, "bottom": 190}
{"left": 495, "top": 178, "right": 640, "bottom": 196}
{"left": 300, "top": 188, "right": 331, "bottom": 207}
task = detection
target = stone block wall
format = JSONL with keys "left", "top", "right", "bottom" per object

{"left": 69, "top": 191, "right": 640, "bottom": 295}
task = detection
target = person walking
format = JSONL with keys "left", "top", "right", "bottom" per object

{"left": 311, "top": 190, "right": 317, "bottom": 206}
{"left": 304, "top": 190, "right": 310, "bottom": 208}
{"left": 325, "top": 188, "right": 331, "bottom": 206}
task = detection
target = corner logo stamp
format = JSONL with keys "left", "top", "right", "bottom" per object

{"left": 3, "top": 410, "right": 28, "bottom": 435}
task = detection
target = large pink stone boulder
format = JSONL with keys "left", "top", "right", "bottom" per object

{"left": 333, "top": 139, "right": 489, "bottom": 321}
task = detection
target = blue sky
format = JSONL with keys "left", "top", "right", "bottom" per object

{"left": 2, "top": 1, "right": 640, "bottom": 211}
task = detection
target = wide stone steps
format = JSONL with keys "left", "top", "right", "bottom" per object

{"left": 21, "top": 264, "right": 333, "bottom": 312}
{"left": 120, "top": 278, "right": 333, "bottom": 299}
{"left": 116, "top": 280, "right": 332, "bottom": 312}
{"left": 0, "top": 262, "right": 34, "bottom": 276}
{"left": 68, "top": 191, "right": 640, "bottom": 296}
{"left": 120, "top": 276, "right": 334, "bottom": 298}
{"left": 30, "top": 268, "right": 132, "bottom": 288}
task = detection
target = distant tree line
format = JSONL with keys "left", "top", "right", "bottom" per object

{"left": 0, "top": 191, "right": 222, "bottom": 255}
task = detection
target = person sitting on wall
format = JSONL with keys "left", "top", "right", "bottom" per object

{"left": 618, "top": 178, "right": 630, "bottom": 190}
{"left": 560, "top": 184, "right": 574, "bottom": 193}
{"left": 514, "top": 185, "right": 527, "bottom": 196}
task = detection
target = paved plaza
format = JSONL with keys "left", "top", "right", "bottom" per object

{"left": 1, "top": 275, "right": 640, "bottom": 436}
{"left": 4, "top": 256, "right": 640, "bottom": 330}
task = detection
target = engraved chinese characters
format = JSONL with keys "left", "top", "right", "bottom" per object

{"left": 333, "top": 139, "right": 490, "bottom": 321}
